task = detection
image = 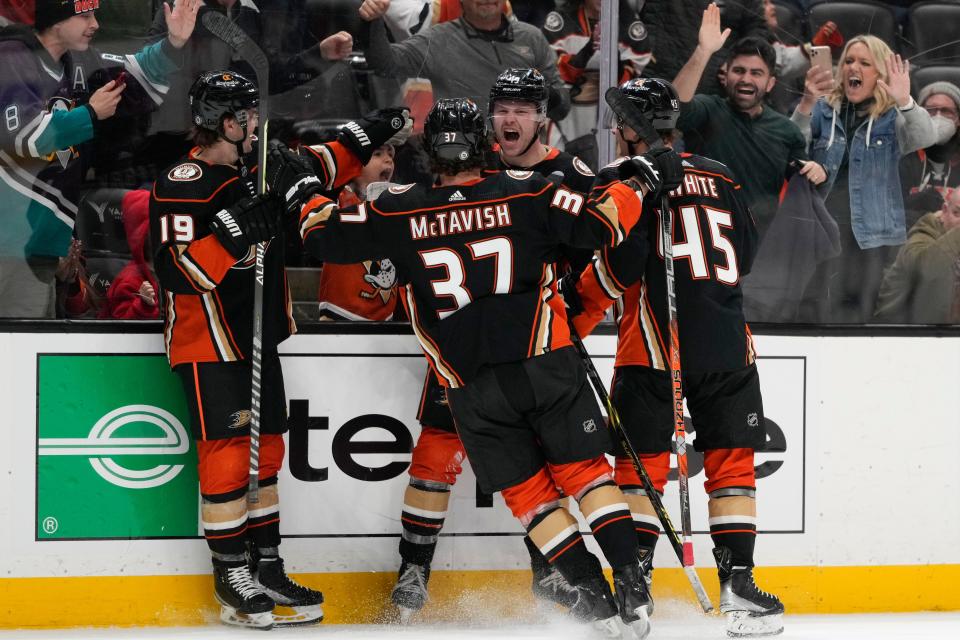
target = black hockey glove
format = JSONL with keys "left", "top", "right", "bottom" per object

{"left": 618, "top": 148, "right": 683, "bottom": 198}
{"left": 557, "top": 272, "right": 585, "bottom": 318}
{"left": 210, "top": 194, "right": 282, "bottom": 260}
{"left": 337, "top": 107, "right": 413, "bottom": 164}
{"left": 266, "top": 140, "right": 322, "bottom": 213}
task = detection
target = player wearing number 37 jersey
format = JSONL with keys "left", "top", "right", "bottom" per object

{"left": 273, "top": 97, "right": 684, "bottom": 638}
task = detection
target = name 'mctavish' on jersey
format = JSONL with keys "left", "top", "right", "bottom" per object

{"left": 150, "top": 141, "right": 361, "bottom": 367}
{"left": 298, "top": 169, "right": 644, "bottom": 387}
{"left": 573, "top": 153, "right": 760, "bottom": 374}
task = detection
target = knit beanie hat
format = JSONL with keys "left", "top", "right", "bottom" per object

{"left": 918, "top": 81, "right": 960, "bottom": 113}
{"left": 35, "top": 0, "right": 102, "bottom": 33}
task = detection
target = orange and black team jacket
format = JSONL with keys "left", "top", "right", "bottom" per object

{"left": 298, "top": 169, "right": 644, "bottom": 387}
{"left": 573, "top": 153, "right": 760, "bottom": 375}
{"left": 150, "top": 141, "right": 361, "bottom": 367}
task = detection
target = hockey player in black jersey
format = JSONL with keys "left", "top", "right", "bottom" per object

{"left": 390, "top": 68, "right": 600, "bottom": 620}
{"left": 569, "top": 78, "right": 784, "bottom": 637}
{"left": 150, "top": 70, "right": 409, "bottom": 629}
{"left": 273, "top": 96, "right": 683, "bottom": 639}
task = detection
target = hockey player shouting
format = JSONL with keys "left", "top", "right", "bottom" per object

{"left": 272, "top": 96, "right": 682, "bottom": 639}
{"left": 569, "top": 78, "right": 784, "bottom": 637}
{"left": 390, "top": 68, "right": 600, "bottom": 620}
{"left": 149, "top": 70, "right": 409, "bottom": 629}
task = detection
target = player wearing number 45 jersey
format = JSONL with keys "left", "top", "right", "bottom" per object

{"left": 271, "top": 97, "right": 682, "bottom": 638}
{"left": 568, "top": 78, "right": 784, "bottom": 638}
{"left": 150, "top": 70, "right": 410, "bottom": 629}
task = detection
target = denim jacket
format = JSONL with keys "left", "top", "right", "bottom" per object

{"left": 809, "top": 98, "right": 936, "bottom": 249}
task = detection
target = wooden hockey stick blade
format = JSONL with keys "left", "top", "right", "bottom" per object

{"left": 604, "top": 86, "right": 664, "bottom": 151}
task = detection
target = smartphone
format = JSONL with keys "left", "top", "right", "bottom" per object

{"left": 114, "top": 70, "right": 127, "bottom": 86}
{"left": 809, "top": 45, "right": 832, "bottom": 74}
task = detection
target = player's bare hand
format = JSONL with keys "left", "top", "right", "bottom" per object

{"left": 89, "top": 80, "right": 125, "bottom": 120}
{"left": 698, "top": 3, "right": 731, "bottom": 56}
{"left": 320, "top": 31, "right": 353, "bottom": 61}
{"left": 359, "top": 0, "right": 390, "bottom": 21}
{"left": 138, "top": 281, "right": 157, "bottom": 307}
{"left": 164, "top": 0, "right": 201, "bottom": 49}
{"left": 878, "top": 53, "right": 911, "bottom": 108}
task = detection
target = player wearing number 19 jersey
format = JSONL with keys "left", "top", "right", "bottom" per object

{"left": 570, "top": 78, "right": 784, "bottom": 638}
{"left": 283, "top": 97, "right": 679, "bottom": 638}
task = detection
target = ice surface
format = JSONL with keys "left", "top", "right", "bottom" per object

{"left": 1, "top": 613, "right": 958, "bottom": 639}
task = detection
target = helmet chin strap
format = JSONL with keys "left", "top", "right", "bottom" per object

{"left": 218, "top": 112, "right": 250, "bottom": 164}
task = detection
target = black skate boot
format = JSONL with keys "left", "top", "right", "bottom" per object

{"left": 713, "top": 546, "right": 784, "bottom": 637}
{"left": 532, "top": 564, "right": 581, "bottom": 609}
{"left": 391, "top": 561, "right": 431, "bottom": 623}
{"left": 613, "top": 561, "right": 654, "bottom": 640}
{"left": 569, "top": 575, "right": 622, "bottom": 638}
{"left": 213, "top": 561, "right": 275, "bottom": 630}
{"left": 255, "top": 556, "right": 324, "bottom": 626}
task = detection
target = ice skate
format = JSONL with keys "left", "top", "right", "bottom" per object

{"left": 613, "top": 561, "right": 653, "bottom": 640}
{"left": 569, "top": 575, "right": 622, "bottom": 638}
{"left": 532, "top": 564, "right": 580, "bottom": 609}
{"left": 391, "top": 561, "right": 430, "bottom": 623}
{"left": 714, "top": 547, "right": 784, "bottom": 637}
{"left": 255, "top": 556, "right": 324, "bottom": 626}
{"left": 214, "top": 562, "right": 274, "bottom": 630}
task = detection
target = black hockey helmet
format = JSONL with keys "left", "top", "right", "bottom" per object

{"left": 616, "top": 77, "right": 680, "bottom": 132}
{"left": 423, "top": 98, "right": 488, "bottom": 165}
{"left": 488, "top": 68, "right": 548, "bottom": 114}
{"left": 189, "top": 71, "right": 259, "bottom": 134}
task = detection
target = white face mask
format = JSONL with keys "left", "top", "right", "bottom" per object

{"left": 931, "top": 114, "right": 958, "bottom": 146}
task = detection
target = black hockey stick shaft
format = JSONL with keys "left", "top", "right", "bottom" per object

{"left": 659, "top": 192, "right": 697, "bottom": 568}
{"left": 202, "top": 11, "right": 270, "bottom": 504}
{"left": 568, "top": 327, "right": 713, "bottom": 613}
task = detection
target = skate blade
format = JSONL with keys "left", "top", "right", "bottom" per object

{"left": 397, "top": 606, "right": 420, "bottom": 625}
{"left": 272, "top": 604, "right": 323, "bottom": 626}
{"left": 591, "top": 614, "right": 623, "bottom": 638}
{"left": 219, "top": 606, "right": 273, "bottom": 630}
{"left": 725, "top": 611, "right": 784, "bottom": 637}
{"left": 623, "top": 606, "right": 651, "bottom": 640}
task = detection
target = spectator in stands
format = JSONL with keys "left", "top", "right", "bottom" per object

{"left": 0, "top": 0, "right": 199, "bottom": 318}
{"left": 875, "top": 187, "right": 960, "bottom": 324}
{"left": 762, "top": 0, "right": 839, "bottom": 115}
{"left": 542, "top": 0, "right": 650, "bottom": 169}
{"left": 358, "top": 0, "right": 570, "bottom": 120}
{"left": 673, "top": 4, "right": 826, "bottom": 238}
{"left": 146, "top": 0, "right": 353, "bottom": 167}
{"left": 317, "top": 143, "right": 399, "bottom": 321}
{"left": 103, "top": 189, "right": 160, "bottom": 320}
{"left": 805, "top": 35, "right": 937, "bottom": 322}
{"left": 900, "top": 82, "right": 960, "bottom": 230}
{"left": 642, "top": 0, "right": 769, "bottom": 97}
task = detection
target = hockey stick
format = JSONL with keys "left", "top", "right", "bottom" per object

{"left": 202, "top": 11, "right": 270, "bottom": 503}
{"left": 568, "top": 327, "right": 713, "bottom": 613}
{"left": 658, "top": 189, "right": 701, "bottom": 596}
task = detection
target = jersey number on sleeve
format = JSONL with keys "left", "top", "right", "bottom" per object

{"left": 658, "top": 205, "right": 739, "bottom": 285}
{"left": 159, "top": 214, "right": 196, "bottom": 244}
{"left": 419, "top": 237, "right": 514, "bottom": 319}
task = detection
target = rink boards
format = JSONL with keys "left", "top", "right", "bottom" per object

{"left": 0, "top": 329, "right": 958, "bottom": 628}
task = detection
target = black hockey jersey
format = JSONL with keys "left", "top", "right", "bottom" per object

{"left": 299, "top": 169, "right": 643, "bottom": 386}
{"left": 574, "top": 153, "right": 759, "bottom": 374}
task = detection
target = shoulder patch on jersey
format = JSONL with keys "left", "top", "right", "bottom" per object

{"left": 544, "top": 11, "right": 564, "bottom": 32}
{"left": 628, "top": 21, "right": 648, "bottom": 42}
{"left": 506, "top": 170, "right": 534, "bottom": 180}
{"left": 572, "top": 157, "right": 595, "bottom": 177}
{"left": 168, "top": 163, "right": 203, "bottom": 182}
{"left": 388, "top": 183, "right": 416, "bottom": 195}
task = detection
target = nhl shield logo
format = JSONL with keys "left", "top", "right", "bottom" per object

{"left": 583, "top": 419, "right": 597, "bottom": 433}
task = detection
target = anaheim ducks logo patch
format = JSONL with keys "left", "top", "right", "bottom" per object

{"left": 544, "top": 11, "right": 563, "bottom": 32}
{"left": 169, "top": 163, "right": 202, "bottom": 182}
{"left": 573, "top": 157, "right": 595, "bottom": 177}
{"left": 506, "top": 170, "right": 533, "bottom": 180}
{"left": 628, "top": 21, "right": 648, "bottom": 42}
{"left": 387, "top": 183, "right": 416, "bottom": 195}
{"left": 227, "top": 410, "right": 251, "bottom": 429}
